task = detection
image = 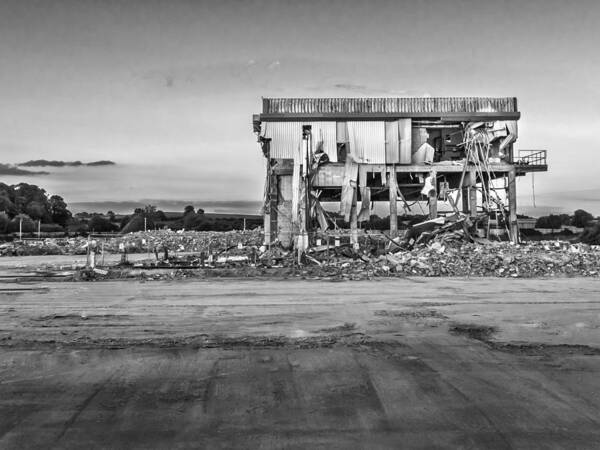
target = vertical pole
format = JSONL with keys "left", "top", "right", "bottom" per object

{"left": 144, "top": 217, "right": 147, "bottom": 233}
{"left": 38, "top": 220, "right": 41, "bottom": 239}
{"left": 428, "top": 170, "right": 437, "bottom": 219}
{"left": 508, "top": 168, "right": 519, "bottom": 243}
{"left": 19, "top": 218, "right": 22, "bottom": 241}
{"left": 388, "top": 168, "right": 398, "bottom": 238}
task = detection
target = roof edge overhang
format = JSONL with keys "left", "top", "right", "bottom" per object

{"left": 258, "top": 111, "right": 520, "bottom": 122}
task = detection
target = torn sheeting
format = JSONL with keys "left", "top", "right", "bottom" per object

{"left": 340, "top": 156, "right": 359, "bottom": 222}
{"left": 310, "top": 193, "right": 329, "bottom": 231}
{"left": 421, "top": 175, "right": 436, "bottom": 196}
{"left": 336, "top": 122, "right": 349, "bottom": 144}
{"left": 347, "top": 121, "right": 386, "bottom": 163}
{"left": 411, "top": 127, "right": 429, "bottom": 154}
{"left": 357, "top": 186, "right": 371, "bottom": 222}
{"left": 309, "top": 122, "right": 338, "bottom": 162}
{"left": 412, "top": 142, "right": 435, "bottom": 164}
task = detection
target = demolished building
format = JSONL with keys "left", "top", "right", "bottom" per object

{"left": 253, "top": 97, "right": 547, "bottom": 248}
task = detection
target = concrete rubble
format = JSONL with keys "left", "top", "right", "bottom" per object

{"left": 3, "top": 229, "right": 598, "bottom": 281}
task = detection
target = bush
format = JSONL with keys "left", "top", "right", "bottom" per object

{"left": 580, "top": 224, "right": 600, "bottom": 245}
{"left": 40, "top": 223, "right": 65, "bottom": 233}
{"left": 67, "top": 221, "right": 89, "bottom": 234}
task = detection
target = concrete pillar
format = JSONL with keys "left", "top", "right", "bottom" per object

{"left": 267, "top": 172, "right": 278, "bottom": 245}
{"left": 461, "top": 187, "right": 470, "bottom": 214}
{"left": 428, "top": 170, "right": 437, "bottom": 219}
{"left": 468, "top": 169, "right": 478, "bottom": 217}
{"left": 350, "top": 188, "right": 358, "bottom": 246}
{"left": 388, "top": 170, "right": 398, "bottom": 237}
{"left": 277, "top": 175, "right": 294, "bottom": 249}
{"left": 508, "top": 168, "right": 519, "bottom": 243}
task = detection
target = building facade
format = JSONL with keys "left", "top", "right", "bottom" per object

{"left": 253, "top": 97, "right": 547, "bottom": 248}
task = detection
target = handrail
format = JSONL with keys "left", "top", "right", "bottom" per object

{"left": 514, "top": 149, "right": 547, "bottom": 166}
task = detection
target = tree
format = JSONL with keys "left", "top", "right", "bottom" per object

{"left": 49, "top": 195, "right": 72, "bottom": 226}
{"left": 572, "top": 209, "right": 593, "bottom": 228}
{"left": 120, "top": 215, "right": 151, "bottom": 233}
{"left": 107, "top": 210, "right": 116, "bottom": 222}
{"left": 7, "top": 214, "right": 35, "bottom": 233}
{"left": 581, "top": 224, "right": 600, "bottom": 245}
{"left": 184, "top": 205, "right": 195, "bottom": 216}
{"left": 535, "top": 214, "right": 563, "bottom": 229}
{"left": 183, "top": 212, "right": 203, "bottom": 229}
{"left": 0, "top": 212, "right": 9, "bottom": 233}
{"left": 88, "top": 215, "right": 118, "bottom": 232}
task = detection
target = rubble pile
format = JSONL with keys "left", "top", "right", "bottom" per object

{"left": 379, "top": 239, "right": 600, "bottom": 278}
{"left": 2, "top": 229, "right": 600, "bottom": 280}
{"left": 0, "top": 230, "right": 263, "bottom": 257}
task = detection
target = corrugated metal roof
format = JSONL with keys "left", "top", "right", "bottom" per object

{"left": 263, "top": 97, "right": 517, "bottom": 114}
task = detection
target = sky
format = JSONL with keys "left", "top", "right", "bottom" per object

{"left": 1, "top": 0, "right": 599, "bottom": 213}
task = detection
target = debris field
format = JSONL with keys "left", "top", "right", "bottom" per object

{"left": 2, "top": 229, "right": 599, "bottom": 280}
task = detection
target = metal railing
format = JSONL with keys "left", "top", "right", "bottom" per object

{"left": 514, "top": 149, "right": 547, "bottom": 166}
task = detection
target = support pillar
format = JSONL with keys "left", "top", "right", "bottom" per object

{"left": 461, "top": 187, "right": 470, "bottom": 214}
{"left": 268, "top": 172, "right": 278, "bottom": 244}
{"left": 469, "top": 169, "right": 478, "bottom": 217}
{"left": 388, "top": 170, "right": 398, "bottom": 237}
{"left": 350, "top": 188, "right": 358, "bottom": 246}
{"left": 508, "top": 168, "right": 519, "bottom": 243}
{"left": 428, "top": 170, "right": 437, "bottom": 219}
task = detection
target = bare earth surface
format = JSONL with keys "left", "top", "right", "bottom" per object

{"left": 1, "top": 275, "right": 599, "bottom": 449}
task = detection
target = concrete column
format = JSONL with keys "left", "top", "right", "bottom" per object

{"left": 508, "top": 168, "right": 519, "bottom": 243}
{"left": 428, "top": 170, "right": 437, "bottom": 219}
{"left": 388, "top": 170, "right": 398, "bottom": 237}
{"left": 469, "top": 169, "right": 478, "bottom": 217}
{"left": 350, "top": 188, "right": 358, "bottom": 246}
{"left": 461, "top": 187, "right": 470, "bottom": 214}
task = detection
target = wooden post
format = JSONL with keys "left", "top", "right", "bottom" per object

{"left": 428, "top": 170, "right": 437, "bottom": 219}
{"left": 508, "top": 168, "right": 519, "bottom": 243}
{"left": 388, "top": 169, "right": 398, "bottom": 237}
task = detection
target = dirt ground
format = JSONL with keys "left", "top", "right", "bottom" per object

{"left": 1, "top": 276, "right": 599, "bottom": 449}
